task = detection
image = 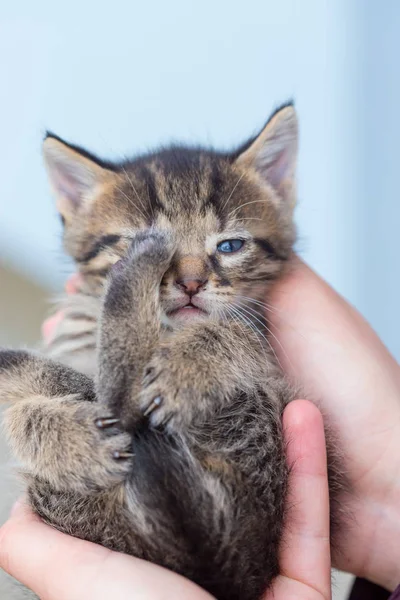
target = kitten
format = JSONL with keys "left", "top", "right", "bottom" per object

{"left": 0, "top": 104, "right": 324, "bottom": 600}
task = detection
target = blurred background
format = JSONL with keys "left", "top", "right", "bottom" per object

{"left": 1, "top": 0, "right": 400, "bottom": 597}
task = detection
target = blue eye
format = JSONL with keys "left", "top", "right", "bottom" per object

{"left": 217, "top": 239, "right": 245, "bottom": 254}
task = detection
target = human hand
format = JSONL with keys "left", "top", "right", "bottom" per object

{"left": 0, "top": 400, "right": 331, "bottom": 600}
{"left": 270, "top": 257, "right": 400, "bottom": 591}
{"left": 42, "top": 262, "right": 400, "bottom": 591}
{"left": 263, "top": 400, "right": 331, "bottom": 600}
{"left": 41, "top": 273, "right": 83, "bottom": 343}
{"left": 0, "top": 503, "right": 214, "bottom": 600}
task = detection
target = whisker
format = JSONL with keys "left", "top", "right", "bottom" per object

{"left": 221, "top": 172, "right": 246, "bottom": 213}
{"left": 114, "top": 184, "right": 148, "bottom": 222}
{"left": 235, "top": 294, "right": 309, "bottom": 342}
{"left": 235, "top": 301, "right": 293, "bottom": 372}
{"left": 224, "top": 305, "right": 251, "bottom": 341}
{"left": 235, "top": 295, "right": 302, "bottom": 327}
{"left": 121, "top": 167, "right": 153, "bottom": 220}
{"left": 227, "top": 199, "right": 270, "bottom": 219}
{"left": 234, "top": 295, "right": 285, "bottom": 323}
{"left": 235, "top": 295, "right": 285, "bottom": 316}
{"left": 230, "top": 309, "right": 269, "bottom": 369}
{"left": 227, "top": 304, "right": 271, "bottom": 365}
{"left": 236, "top": 217, "right": 264, "bottom": 222}
{"left": 232, "top": 303, "right": 284, "bottom": 370}
{"left": 225, "top": 305, "right": 263, "bottom": 357}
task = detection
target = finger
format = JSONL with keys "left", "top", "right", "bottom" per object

{"left": 280, "top": 400, "right": 331, "bottom": 598}
{"left": 264, "top": 574, "right": 327, "bottom": 600}
{"left": 0, "top": 501, "right": 214, "bottom": 600}
{"left": 65, "top": 272, "right": 83, "bottom": 294}
{"left": 41, "top": 310, "right": 65, "bottom": 344}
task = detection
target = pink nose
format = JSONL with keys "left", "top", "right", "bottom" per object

{"left": 175, "top": 278, "right": 207, "bottom": 296}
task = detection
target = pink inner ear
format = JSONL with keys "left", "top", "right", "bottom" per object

{"left": 53, "top": 169, "right": 83, "bottom": 207}
{"left": 265, "top": 149, "right": 290, "bottom": 190}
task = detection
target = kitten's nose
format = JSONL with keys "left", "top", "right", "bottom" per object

{"left": 175, "top": 278, "right": 207, "bottom": 296}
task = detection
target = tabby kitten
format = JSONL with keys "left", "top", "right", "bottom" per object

{"left": 1, "top": 104, "right": 299, "bottom": 600}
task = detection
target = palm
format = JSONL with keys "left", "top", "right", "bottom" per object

{"left": 270, "top": 259, "right": 400, "bottom": 587}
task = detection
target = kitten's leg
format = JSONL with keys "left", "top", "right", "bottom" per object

{"left": 28, "top": 478, "right": 144, "bottom": 557}
{"left": 139, "top": 320, "right": 275, "bottom": 429}
{"left": 96, "top": 229, "right": 175, "bottom": 427}
{"left": 0, "top": 350, "right": 132, "bottom": 493}
{"left": 96, "top": 227, "right": 272, "bottom": 431}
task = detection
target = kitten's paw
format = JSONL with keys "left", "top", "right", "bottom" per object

{"left": 94, "top": 415, "right": 134, "bottom": 460}
{"left": 64, "top": 403, "right": 134, "bottom": 490}
{"left": 4, "top": 399, "right": 133, "bottom": 493}
{"left": 112, "top": 229, "right": 175, "bottom": 276}
{"left": 139, "top": 359, "right": 198, "bottom": 429}
{"left": 131, "top": 229, "right": 175, "bottom": 264}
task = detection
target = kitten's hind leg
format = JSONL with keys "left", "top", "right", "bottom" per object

{"left": 0, "top": 350, "right": 132, "bottom": 493}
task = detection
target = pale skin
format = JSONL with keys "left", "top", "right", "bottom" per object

{"left": 1, "top": 257, "right": 400, "bottom": 598}
{"left": 269, "top": 258, "right": 400, "bottom": 591}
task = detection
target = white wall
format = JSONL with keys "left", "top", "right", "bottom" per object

{"left": 357, "top": 2, "right": 400, "bottom": 359}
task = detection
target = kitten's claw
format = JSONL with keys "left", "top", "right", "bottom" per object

{"left": 143, "top": 396, "right": 164, "bottom": 416}
{"left": 113, "top": 450, "right": 134, "bottom": 460}
{"left": 142, "top": 367, "right": 161, "bottom": 387}
{"left": 95, "top": 417, "right": 120, "bottom": 429}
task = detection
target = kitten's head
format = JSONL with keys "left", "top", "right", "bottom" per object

{"left": 43, "top": 103, "right": 297, "bottom": 326}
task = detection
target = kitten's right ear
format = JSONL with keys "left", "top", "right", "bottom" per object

{"left": 235, "top": 103, "right": 298, "bottom": 208}
{"left": 43, "top": 134, "right": 114, "bottom": 223}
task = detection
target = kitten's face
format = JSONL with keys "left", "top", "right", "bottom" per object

{"left": 43, "top": 105, "right": 297, "bottom": 326}
{"left": 152, "top": 170, "right": 292, "bottom": 326}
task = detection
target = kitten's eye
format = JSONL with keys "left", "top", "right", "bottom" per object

{"left": 217, "top": 239, "right": 245, "bottom": 254}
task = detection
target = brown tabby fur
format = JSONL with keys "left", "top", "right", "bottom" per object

{"left": 0, "top": 104, "right": 333, "bottom": 600}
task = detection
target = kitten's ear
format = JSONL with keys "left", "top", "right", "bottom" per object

{"left": 43, "top": 134, "right": 114, "bottom": 222}
{"left": 236, "top": 104, "right": 298, "bottom": 207}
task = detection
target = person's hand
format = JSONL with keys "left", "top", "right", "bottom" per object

{"left": 269, "top": 257, "right": 400, "bottom": 591}
{"left": 0, "top": 504, "right": 213, "bottom": 600}
{"left": 41, "top": 273, "right": 83, "bottom": 343}
{"left": 0, "top": 401, "right": 332, "bottom": 600}
{"left": 26, "top": 258, "right": 400, "bottom": 592}
{"left": 263, "top": 400, "right": 331, "bottom": 600}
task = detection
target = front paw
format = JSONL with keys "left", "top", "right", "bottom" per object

{"left": 139, "top": 359, "right": 199, "bottom": 429}
{"left": 112, "top": 229, "right": 175, "bottom": 277}
{"left": 132, "top": 229, "right": 175, "bottom": 265}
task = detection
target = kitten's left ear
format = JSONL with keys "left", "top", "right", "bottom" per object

{"left": 42, "top": 133, "right": 115, "bottom": 223}
{"left": 236, "top": 103, "right": 298, "bottom": 207}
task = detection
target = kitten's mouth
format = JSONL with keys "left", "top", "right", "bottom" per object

{"left": 167, "top": 302, "right": 208, "bottom": 321}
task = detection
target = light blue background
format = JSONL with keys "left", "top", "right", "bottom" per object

{"left": 0, "top": 0, "right": 399, "bottom": 358}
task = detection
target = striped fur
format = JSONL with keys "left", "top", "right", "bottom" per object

{"left": 0, "top": 105, "right": 334, "bottom": 600}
